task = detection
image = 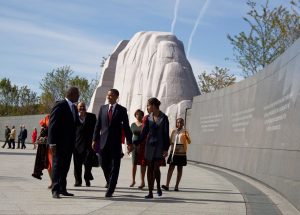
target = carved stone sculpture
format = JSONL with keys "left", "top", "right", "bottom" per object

{"left": 88, "top": 31, "right": 200, "bottom": 123}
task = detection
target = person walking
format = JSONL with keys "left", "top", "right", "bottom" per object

{"left": 162, "top": 118, "right": 191, "bottom": 192}
{"left": 129, "top": 109, "right": 146, "bottom": 189}
{"left": 9, "top": 126, "right": 16, "bottom": 149}
{"left": 131, "top": 98, "right": 170, "bottom": 199}
{"left": 2, "top": 125, "right": 11, "bottom": 148}
{"left": 17, "top": 125, "right": 23, "bottom": 149}
{"left": 48, "top": 87, "right": 80, "bottom": 199}
{"left": 32, "top": 115, "right": 53, "bottom": 189}
{"left": 21, "top": 125, "right": 27, "bottom": 149}
{"left": 92, "top": 89, "right": 132, "bottom": 198}
{"left": 73, "top": 102, "right": 97, "bottom": 187}
{"left": 31, "top": 128, "right": 37, "bottom": 149}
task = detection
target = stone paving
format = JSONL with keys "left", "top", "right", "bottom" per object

{"left": 0, "top": 145, "right": 298, "bottom": 215}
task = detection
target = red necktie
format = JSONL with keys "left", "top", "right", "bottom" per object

{"left": 108, "top": 105, "right": 113, "bottom": 122}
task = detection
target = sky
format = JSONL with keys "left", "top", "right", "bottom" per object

{"left": 0, "top": 0, "right": 290, "bottom": 94}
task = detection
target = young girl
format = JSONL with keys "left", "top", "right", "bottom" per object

{"left": 162, "top": 118, "right": 191, "bottom": 191}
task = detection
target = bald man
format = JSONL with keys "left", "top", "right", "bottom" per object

{"left": 73, "top": 102, "right": 97, "bottom": 187}
{"left": 48, "top": 87, "right": 80, "bottom": 199}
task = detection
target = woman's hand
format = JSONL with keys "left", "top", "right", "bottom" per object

{"left": 163, "top": 150, "right": 168, "bottom": 158}
{"left": 127, "top": 144, "right": 133, "bottom": 154}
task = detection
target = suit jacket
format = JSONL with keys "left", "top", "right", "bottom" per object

{"left": 93, "top": 104, "right": 132, "bottom": 158}
{"left": 75, "top": 112, "right": 97, "bottom": 154}
{"left": 48, "top": 100, "right": 78, "bottom": 153}
{"left": 5, "top": 128, "right": 10, "bottom": 139}
{"left": 21, "top": 129, "right": 27, "bottom": 140}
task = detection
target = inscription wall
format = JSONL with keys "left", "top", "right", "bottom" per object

{"left": 187, "top": 38, "right": 300, "bottom": 210}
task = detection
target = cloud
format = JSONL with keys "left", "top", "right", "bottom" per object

{"left": 171, "top": 0, "right": 181, "bottom": 33}
{"left": 187, "top": 0, "right": 211, "bottom": 58}
{"left": 0, "top": 16, "right": 116, "bottom": 93}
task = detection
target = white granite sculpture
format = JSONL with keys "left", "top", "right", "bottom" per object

{"left": 88, "top": 31, "right": 200, "bottom": 123}
{"left": 88, "top": 40, "right": 129, "bottom": 114}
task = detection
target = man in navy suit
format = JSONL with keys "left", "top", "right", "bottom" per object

{"left": 48, "top": 87, "right": 80, "bottom": 199}
{"left": 92, "top": 89, "right": 132, "bottom": 198}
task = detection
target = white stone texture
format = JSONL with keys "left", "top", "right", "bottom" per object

{"left": 112, "top": 31, "right": 200, "bottom": 122}
{"left": 88, "top": 40, "right": 129, "bottom": 115}
{"left": 187, "top": 37, "right": 300, "bottom": 211}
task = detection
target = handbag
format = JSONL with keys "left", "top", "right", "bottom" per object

{"left": 37, "top": 136, "right": 47, "bottom": 144}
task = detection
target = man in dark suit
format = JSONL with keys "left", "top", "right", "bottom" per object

{"left": 73, "top": 101, "right": 97, "bottom": 187}
{"left": 17, "top": 125, "right": 23, "bottom": 149}
{"left": 21, "top": 125, "right": 27, "bottom": 149}
{"left": 92, "top": 89, "right": 132, "bottom": 198}
{"left": 2, "top": 125, "right": 10, "bottom": 148}
{"left": 48, "top": 87, "right": 80, "bottom": 199}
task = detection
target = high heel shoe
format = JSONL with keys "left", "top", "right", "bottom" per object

{"left": 129, "top": 182, "right": 135, "bottom": 187}
{"left": 161, "top": 185, "right": 169, "bottom": 191}
{"left": 138, "top": 184, "right": 145, "bottom": 189}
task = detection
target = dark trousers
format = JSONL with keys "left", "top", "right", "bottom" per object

{"left": 101, "top": 145, "right": 121, "bottom": 194}
{"left": 51, "top": 150, "right": 73, "bottom": 193}
{"left": 9, "top": 139, "right": 15, "bottom": 149}
{"left": 2, "top": 138, "right": 10, "bottom": 148}
{"left": 73, "top": 152, "right": 93, "bottom": 184}
{"left": 21, "top": 139, "right": 26, "bottom": 149}
{"left": 17, "top": 138, "right": 21, "bottom": 148}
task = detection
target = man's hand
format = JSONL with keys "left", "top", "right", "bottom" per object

{"left": 92, "top": 141, "right": 97, "bottom": 151}
{"left": 127, "top": 144, "right": 133, "bottom": 154}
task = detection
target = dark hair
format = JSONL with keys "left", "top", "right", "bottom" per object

{"left": 148, "top": 97, "right": 161, "bottom": 108}
{"left": 134, "top": 109, "right": 144, "bottom": 118}
{"left": 66, "top": 86, "right": 79, "bottom": 98}
{"left": 109, "top": 88, "right": 119, "bottom": 97}
{"left": 176, "top": 118, "right": 184, "bottom": 123}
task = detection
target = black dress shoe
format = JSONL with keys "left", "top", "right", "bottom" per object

{"left": 74, "top": 182, "right": 82, "bottom": 187}
{"left": 144, "top": 193, "right": 153, "bottom": 199}
{"left": 52, "top": 192, "right": 60, "bottom": 199}
{"left": 105, "top": 192, "right": 113, "bottom": 198}
{"left": 105, "top": 183, "right": 109, "bottom": 188}
{"left": 32, "top": 174, "right": 42, "bottom": 180}
{"left": 85, "top": 180, "right": 90, "bottom": 187}
{"left": 60, "top": 191, "right": 74, "bottom": 196}
{"left": 157, "top": 189, "right": 162, "bottom": 197}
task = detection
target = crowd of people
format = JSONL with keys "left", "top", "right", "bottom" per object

{"left": 2, "top": 87, "right": 192, "bottom": 200}
{"left": 2, "top": 124, "right": 30, "bottom": 149}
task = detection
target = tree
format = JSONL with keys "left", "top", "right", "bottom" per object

{"left": 228, "top": 0, "right": 300, "bottom": 77}
{"left": 40, "top": 66, "right": 99, "bottom": 112}
{"left": 69, "top": 76, "right": 97, "bottom": 106}
{"left": 198, "top": 67, "right": 236, "bottom": 94}
{"left": 0, "top": 78, "right": 39, "bottom": 116}
{"left": 100, "top": 56, "right": 109, "bottom": 68}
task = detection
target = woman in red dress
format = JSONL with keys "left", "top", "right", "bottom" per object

{"left": 32, "top": 115, "right": 52, "bottom": 188}
{"left": 31, "top": 128, "right": 37, "bottom": 149}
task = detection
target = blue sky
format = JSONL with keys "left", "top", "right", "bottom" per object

{"left": 0, "top": 0, "right": 289, "bottom": 94}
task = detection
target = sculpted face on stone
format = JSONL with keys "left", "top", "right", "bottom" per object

{"left": 88, "top": 31, "right": 200, "bottom": 123}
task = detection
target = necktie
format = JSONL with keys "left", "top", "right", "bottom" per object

{"left": 108, "top": 105, "right": 113, "bottom": 122}
{"left": 71, "top": 104, "right": 76, "bottom": 121}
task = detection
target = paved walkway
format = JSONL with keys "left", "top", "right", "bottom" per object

{"left": 0, "top": 145, "right": 299, "bottom": 215}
